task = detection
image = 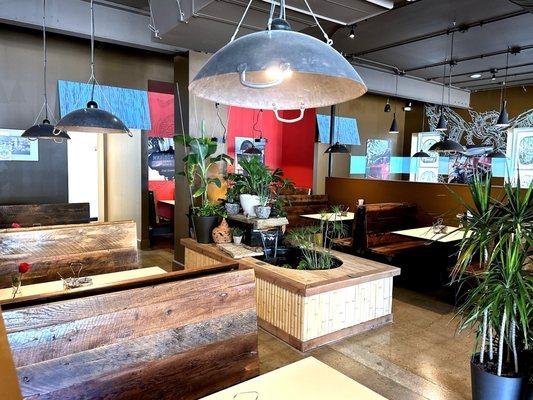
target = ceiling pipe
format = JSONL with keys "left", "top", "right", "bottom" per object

{"left": 351, "top": 10, "right": 528, "bottom": 57}
{"left": 453, "top": 69, "right": 533, "bottom": 85}
{"left": 426, "top": 61, "right": 533, "bottom": 81}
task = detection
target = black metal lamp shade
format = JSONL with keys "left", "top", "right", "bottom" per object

{"left": 243, "top": 145, "right": 263, "bottom": 155}
{"left": 189, "top": 28, "right": 367, "bottom": 111}
{"left": 428, "top": 138, "right": 465, "bottom": 154}
{"left": 389, "top": 113, "right": 399, "bottom": 134}
{"left": 436, "top": 112, "right": 447, "bottom": 131}
{"left": 55, "top": 101, "right": 130, "bottom": 134}
{"left": 324, "top": 142, "right": 349, "bottom": 154}
{"left": 21, "top": 120, "right": 70, "bottom": 141}
{"left": 496, "top": 101, "right": 510, "bottom": 127}
{"left": 412, "top": 150, "right": 430, "bottom": 158}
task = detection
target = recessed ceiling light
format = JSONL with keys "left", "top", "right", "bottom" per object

{"left": 470, "top": 73, "right": 482, "bottom": 79}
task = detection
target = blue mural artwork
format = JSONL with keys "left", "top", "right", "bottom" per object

{"left": 316, "top": 114, "right": 360, "bottom": 145}
{"left": 58, "top": 80, "right": 151, "bottom": 130}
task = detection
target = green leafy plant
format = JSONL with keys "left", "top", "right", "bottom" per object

{"left": 451, "top": 173, "right": 533, "bottom": 377}
{"left": 175, "top": 122, "right": 233, "bottom": 217}
{"left": 286, "top": 226, "right": 334, "bottom": 270}
{"left": 232, "top": 226, "right": 243, "bottom": 237}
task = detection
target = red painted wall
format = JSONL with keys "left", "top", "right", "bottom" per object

{"left": 227, "top": 107, "right": 316, "bottom": 189}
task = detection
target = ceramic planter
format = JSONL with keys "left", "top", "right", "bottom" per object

{"left": 192, "top": 215, "right": 220, "bottom": 244}
{"left": 233, "top": 236, "right": 243, "bottom": 245}
{"left": 255, "top": 205, "right": 271, "bottom": 219}
{"left": 240, "top": 194, "right": 260, "bottom": 217}
{"left": 225, "top": 202, "right": 240, "bottom": 215}
{"left": 470, "top": 354, "right": 525, "bottom": 400}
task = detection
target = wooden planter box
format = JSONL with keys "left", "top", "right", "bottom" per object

{"left": 181, "top": 239, "right": 400, "bottom": 351}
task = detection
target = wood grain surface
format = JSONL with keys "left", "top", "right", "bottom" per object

{"left": 0, "top": 203, "right": 90, "bottom": 229}
{"left": 0, "top": 221, "right": 139, "bottom": 288}
{"left": 2, "top": 267, "right": 259, "bottom": 399}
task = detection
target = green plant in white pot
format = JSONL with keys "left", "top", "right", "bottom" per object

{"left": 175, "top": 127, "right": 233, "bottom": 244}
{"left": 451, "top": 174, "right": 533, "bottom": 400}
{"left": 255, "top": 185, "right": 272, "bottom": 219}
{"left": 232, "top": 226, "right": 244, "bottom": 245}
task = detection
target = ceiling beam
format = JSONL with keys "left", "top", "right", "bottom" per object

{"left": 350, "top": 10, "right": 528, "bottom": 57}
{"left": 0, "top": 0, "right": 183, "bottom": 54}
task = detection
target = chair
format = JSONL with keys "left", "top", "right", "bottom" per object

{"left": 148, "top": 190, "right": 173, "bottom": 243}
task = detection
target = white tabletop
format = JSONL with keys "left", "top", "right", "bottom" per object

{"left": 201, "top": 357, "right": 387, "bottom": 400}
{"left": 300, "top": 212, "right": 355, "bottom": 221}
{"left": 392, "top": 226, "right": 470, "bottom": 243}
{"left": 158, "top": 199, "right": 175, "bottom": 206}
{"left": 0, "top": 267, "right": 167, "bottom": 303}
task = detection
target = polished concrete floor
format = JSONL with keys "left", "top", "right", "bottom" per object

{"left": 140, "top": 246, "right": 473, "bottom": 400}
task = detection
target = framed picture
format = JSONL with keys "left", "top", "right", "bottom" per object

{"left": 507, "top": 128, "right": 533, "bottom": 188}
{"left": 234, "top": 136, "right": 266, "bottom": 172}
{"left": 0, "top": 129, "right": 39, "bottom": 161}
{"left": 365, "top": 139, "right": 391, "bottom": 180}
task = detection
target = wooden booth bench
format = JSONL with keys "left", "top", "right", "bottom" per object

{"left": 0, "top": 203, "right": 90, "bottom": 229}
{"left": 280, "top": 194, "right": 329, "bottom": 228}
{"left": 0, "top": 220, "right": 140, "bottom": 288}
{"left": 0, "top": 263, "right": 259, "bottom": 400}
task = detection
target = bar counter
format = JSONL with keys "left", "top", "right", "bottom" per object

{"left": 181, "top": 238, "right": 401, "bottom": 351}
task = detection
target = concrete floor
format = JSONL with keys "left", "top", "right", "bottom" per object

{"left": 140, "top": 247, "right": 473, "bottom": 400}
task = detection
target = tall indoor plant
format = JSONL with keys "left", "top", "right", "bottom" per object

{"left": 175, "top": 127, "right": 233, "bottom": 243}
{"left": 451, "top": 173, "right": 532, "bottom": 400}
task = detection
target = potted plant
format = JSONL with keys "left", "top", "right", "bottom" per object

{"left": 451, "top": 173, "right": 533, "bottom": 400}
{"left": 224, "top": 179, "right": 240, "bottom": 215}
{"left": 175, "top": 128, "right": 233, "bottom": 244}
{"left": 232, "top": 226, "right": 244, "bottom": 245}
{"left": 255, "top": 185, "right": 271, "bottom": 219}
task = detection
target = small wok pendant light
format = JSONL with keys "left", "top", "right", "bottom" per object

{"left": 412, "top": 150, "right": 430, "bottom": 158}
{"left": 56, "top": 0, "right": 130, "bottom": 135}
{"left": 324, "top": 142, "right": 349, "bottom": 154}
{"left": 496, "top": 50, "right": 511, "bottom": 128}
{"left": 189, "top": 0, "right": 367, "bottom": 123}
{"left": 22, "top": 0, "right": 70, "bottom": 143}
{"left": 428, "top": 137, "right": 465, "bottom": 154}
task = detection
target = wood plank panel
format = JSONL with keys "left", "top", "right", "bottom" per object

{"left": 3, "top": 268, "right": 258, "bottom": 399}
{"left": 0, "top": 203, "right": 90, "bottom": 229}
{"left": 0, "top": 221, "right": 139, "bottom": 287}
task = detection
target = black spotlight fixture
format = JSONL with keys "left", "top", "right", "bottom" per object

{"left": 389, "top": 113, "right": 399, "bottom": 134}
{"left": 490, "top": 68, "right": 498, "bottom": 81}
{"left": 324, "top": 142, "right": 349, "bottom": 154}
{"left": 56, "top": 0, "right": 130, "bottom": 135}
{"left": 22, "top": 0, "right": 70, "bottom": 142}
{"left": 349, "top": 24, "right": 356, "bottom": 39}
{"left": 384, "top": 98, "right": 391, "bottom": 113}
{"left": 403, "top": 101, "right": 413, "bottom": 112}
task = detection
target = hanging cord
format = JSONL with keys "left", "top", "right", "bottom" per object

{"left": 502, "top": 48, "right": 510, "bottom": 105}
{"left": 176, "top": 0, "right": 185, "bottom": 22}
{"left": 252, "top": 109, "right": 263, "bottom": 139}
{"left": 302, "top": 0, "right": 333, "bottom": 45}
{"left": 447, "top": 31, "right": 455, "bottom": 108}
{"left": 278, "top": 0, "right": 286, "bottom": 20}
{"left": 215, "top": 103, "right": 227, "bottom": 143}
{"left": 43, "top": 0, "right": 48, "bottom": 122}
{"left": 267, "top": 0, "right": 276, "bottom": 31}
{"left": 89, "top": 0, "right": 97, "bottom": 102}
{"left": 147, "top": 0, "right": 161, "bottom": 39}
{"left": 230, "top": 0, "right": 254, "bottom": 42}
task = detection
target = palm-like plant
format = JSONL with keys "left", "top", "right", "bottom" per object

{"left": 452, "top": 173, "right": 533, "bottom": 378}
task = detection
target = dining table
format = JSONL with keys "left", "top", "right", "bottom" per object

{"left": 300, "top": 212, "right": 355, "bottom": 222}
{"left": 392, "top": 225, "right": 470, "bottom": 243}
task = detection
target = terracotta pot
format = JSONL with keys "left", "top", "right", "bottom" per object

{"left": 240, "top": 194, "right": 260, "bottom": 217}
{"left": 212, "top": 218, "right": 232, "bottom": 244}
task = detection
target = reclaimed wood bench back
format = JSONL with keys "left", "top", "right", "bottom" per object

{"left": 0, "top": 203, "right": 90, "bottom": 229}
{"left": 0, "top": 221, "right": 139, "bottom": 288}
{"left": 354, "top": 203, "right": 420, "bottom": 250}
{"left": 1, "top": 265, "right": 259, "bottom": 400}
{"left": 280, "top": 194, "right": 329, "bottom": 228}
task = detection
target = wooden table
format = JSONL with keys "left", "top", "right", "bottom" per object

{"left": 392, "top": 226, "right": 469, "bottom": 243}
{"left": 0, "top": 267, "right": 167, "bottom": 304}
{"left": 201, "top": 357, "right": 387, "bottom": 399}
{"left": 300, "top": 212, "right": 355, "bottom": 221}
{"left": 158, "top": 199, "right": 175, "bottom": 206}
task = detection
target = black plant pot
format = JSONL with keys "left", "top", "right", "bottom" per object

{"left": 192, "top": 215, "right": 220, "bottom": 244}
{"left": 471, "top": 355, "right": 525, "bottom": 400}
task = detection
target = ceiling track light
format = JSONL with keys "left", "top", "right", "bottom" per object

{"left": 56, "top": 0, "right": 130, "bottom": 135}
{"left": 348, "top": 24, "right": 356, "bottom": 39}
{"left": 189, "top": 0, "right": 367, "bottom": 124}
{"left": 22, "top": 0, "right": 70, "bottom": 142}
{"left": 384, "top": 98, "right": 391, "bottom": 113}
{"left": 403, "top": 101, "right": 413, "bottom": 112}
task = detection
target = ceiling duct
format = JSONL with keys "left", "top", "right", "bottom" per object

{"left": 509, "top": 0, "right": 533, "bottom": 12}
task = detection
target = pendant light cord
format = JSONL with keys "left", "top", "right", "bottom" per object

{"left": 448, "top": 31, "right": 455, "bottom": 107}
{"left": 502, "top": 48, "right": 509, "bottom": 106}
{"left": 43, "top": 0, "right": 48, "bottom": 121}
{"left": 230, "top": 0, "right": 253, "bottom": 42}
{"left": 90, "top": 0, "right": 96, "bottom": 102}
{"left": 302, "top": 0, "right": 333, "bottom": 45}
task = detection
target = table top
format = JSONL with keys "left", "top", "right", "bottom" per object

{"left": 0, "top": 267, "right": 167, "bottom": 304}
{"left": 392, "top": 226, "right": 469, "bottom": 243}
{"left": 300, "top": 212, "right": 355, "bottom": 221}
{"left": 158, "top": 199, "right": 175, "bottom": 206}
{"left": 201, "top": 357, "right": 387, "bottom": 399}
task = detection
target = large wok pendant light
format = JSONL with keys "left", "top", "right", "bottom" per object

{"left": 22, "top": 0, "right": 70, "bottom": 142}
{"left": 55, "top": 0, "right": 130, "bottom": 135}
{"left": 496, "top": 49, "right": 511, "bottom": 128}
{"left": 189, "top": 0, "right": 367, "bottom": 123}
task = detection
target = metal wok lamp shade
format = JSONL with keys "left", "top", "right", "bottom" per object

{"left": 56, "top": 0, "right": 130, "bottom": 135}
{"left": 487, "top": 148, "right": 507, "bottom": 158}
{"left": 22, "top": 119, "right": 70, "bottom": 141}
{"left": 412, "top": 150, "right": 430, "bottom": 158}
{"left": 428, "top": 137, "right": 465, "bottom": 154}
{"left": 189, "top": 20, "right": 367, "bottom": 122}
{"left": 243, "top": 145, "right": 263, "bottom": 155}
{"left": 324, "top": 142, "right": 349, "bottom": 154}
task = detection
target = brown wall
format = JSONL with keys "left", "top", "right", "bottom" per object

{"left": 468, "top": 86, "right": 533, "bottom": 118}
{"left": 325, "top": 177, "right": 509, "bottom": 225}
